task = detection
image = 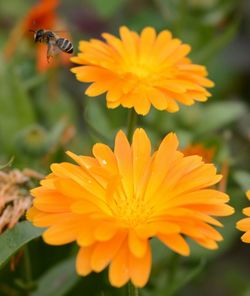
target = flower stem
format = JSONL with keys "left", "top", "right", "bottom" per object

{"left": 23, "top": 245, "right": 32, "bottom": 286}
{"left": 128, "top": 281, "right": 139, "bottom": 296}
{"left": 127, "top": 109, "right": 137, "bottom": 143}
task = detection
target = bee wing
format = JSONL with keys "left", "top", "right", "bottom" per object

{"left": 47, "top": 41, "right": 61, "bottom": 61}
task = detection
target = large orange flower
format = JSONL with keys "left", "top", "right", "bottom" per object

{"left": 236, "top": 190, "right": 250, "bottom": 242}
{"left": 27, "top": 129, "right": 233, "bottom": 287}
{"left": 71, "top": 26, "right": 214, "bottom": 115}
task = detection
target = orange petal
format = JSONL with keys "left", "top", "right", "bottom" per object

{"left": 144, "top": 132, "right": 179, "bottom": 201}
{"left": 91, "top": 232, "right": 126, "bottom": 272}
{"left": 92, "top": 143, "right": 118, "bottom": 174}
{"left": 139, "top": 27, "right": 156, "bottom": 61}
{"left": 129, "top": 241, "right": 151, "bottom": 287}
{"left": 43, "top": 222, "right": 79, "bottom": 245}
{"left": 132, "top": 128, "right": 151, "bottom": 194}
{"left": 114, "top": 130, "right": 133, "bottom": 198}
{"left": 128, "top": 229, "right": 148, "bottom": 258}
{"left": 158, "top": 233, "right": 190, "bottom": 256}
{"left": 76, "top": 245, "right": 95, "bottom": 276}
{"left": 236, "top": 217, "right": 250, "bottom": 231}
{"left": 109, "top": 240, "right": 130, "bottom": 287}
{"left": 94, "top": 221, "right": 119, "bottom": 241}
{"left": 241, "top": 231, "right": 250, "bottom": 243}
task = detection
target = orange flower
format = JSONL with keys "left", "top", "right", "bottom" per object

{"left": 27, "top": 129, "right": 233, "bottom": 287}
{"left": 23, "top": 0, "right": 59, "bottom": 31}
{"left": 182, "top": 143, "right": 216, "bottom": 163}
{"left": 236, "top": 190, "right": 250, "bottom": 242}
{"left": 4, "top": 0, "right": 70, "bottom": 72}
{"left": 71, "top": 26, "right": 214, "bottom": 115}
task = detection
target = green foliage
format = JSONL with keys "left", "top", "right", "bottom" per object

{"left": 0, "top": 222, "right": 43, "bottom": 268}
{"left": 0, "top": 56, "right": 36, "bottom": 155}
{"left": 0, "top": 0, "right": 249, "bottom": 295}
{"left": 90, "top": 0, "right": 126, "bottom": 18}
{"left": 31, "top": 257, "right": 79, "bottom": 296}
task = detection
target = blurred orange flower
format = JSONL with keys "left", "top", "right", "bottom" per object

{"left": 4, "top": 0, "right": 70, "bottom": 72}
{"left": 236, "top": 190, "right": 250, "bottom": 242}
{"left": 27, "top": 129, "right": 233, "bottom": 287}
{"left": 182, "top": 143, "right": 216, "bottom": 163}
{"left": 71, "top": 26, "right": 214, "bottom": 115}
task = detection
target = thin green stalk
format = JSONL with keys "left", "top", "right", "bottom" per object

{"left": 23, "top": 245, "right": 32, "bottom": 285}
{"left": 167, "top": 253, "right": 180, "bottom": 288}
{"left": 128, "top": 281, "right": 139, "bottom": 296}
{"left": 18, "top": 245, "right": 35, "bottom": 294}
{"left": 127, "top": 109, "right": 137, "bottom": 142}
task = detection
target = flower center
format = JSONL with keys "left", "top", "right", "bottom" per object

{"left": 129, "top": 62, "right": 151, "bottom": 79}
{"left": 109, "top": 184, "right": 152, "bottom": 228}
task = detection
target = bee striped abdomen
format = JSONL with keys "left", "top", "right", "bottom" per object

{"left": 56, "top": 38, "right": 73, "bottom": 54}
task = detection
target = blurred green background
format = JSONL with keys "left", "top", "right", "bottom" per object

{"left": 0, "top": 0, "right": 250, "bottom": 295}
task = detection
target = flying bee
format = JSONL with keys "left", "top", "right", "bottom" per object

{"left": 30, "top": 29, "right": 73, "bottom": 62}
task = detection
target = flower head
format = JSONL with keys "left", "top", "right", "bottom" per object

{"left": 27, "top": 129, "right": 233, "bottom": 287}
{"left": 23, "top": 0, "right": 59, "bottom": 32}
{"left": 182, "top": 143, "right": 216, "bottom": 163}
{"left": 71, "top": 26, "right": 214, "bottom": 115}
{"left": 236, "top": 190, "right": 250, "bottom": 242}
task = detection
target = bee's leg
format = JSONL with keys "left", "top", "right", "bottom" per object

{"left": 47, "top": 42, "right": 54, "bottom": 63}
{"left": 47, "top": 41, "right": 60, "bottom": 63}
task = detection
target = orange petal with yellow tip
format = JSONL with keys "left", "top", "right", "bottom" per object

{"left": 144, "top": 132, "right": 178, "bottom": 200}
{"left": 114, "top": 130, "right": 133, "bottom": 198}
{"left": 129, "top": 242, "right": 151, "bottom": 287}
{"left": 158, "top": 233, "right": 190, "bottom": 256}
{"left": 76, "top": 245, "right": 95, "bottom": 276}
{"left": 85, "top": 82, "right": 107, "bottom": 97}
{"left": 139, "top": 27, "right": 156, "bottom": 60}
{"left": 119, "top": 26, "right": 137, "bottom": 61}
{"left": 194, "top": 237, "right": 219, "bottom": 250}
{"left": 91, "top": 232, "right": 126, "bottom": 272}
{"left": 243, "top": 207, "right": 250, "bottom": 216}
{"left": 128, "top": 229, "right": 148, "bottom": 258}
{"left": 237, "top": 217, "right": 250, "bottom": 231}
{"left": 109, "top": 242, "right": 130, "bottom": 287}
{"left": 132, "top": 128, "right": 151, "bottom": 193}
{"left": 241, "top": 231, "right": 250, "bottom": 243}
{"left": 92, "top": 143, "right": 118, "bottom": 174}
{"left": 43, "top": 222, "right": 79, "bottom": 245}
{"left": 187, "top": 203, "right": 234, "bottom": 216}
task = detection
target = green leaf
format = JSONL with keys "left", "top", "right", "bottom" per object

{"left": 193, "top": 101, "right": 246, "bottom": 135}
{"left": 0, "top": 156, "right": 14, "bottom": 169}
{"left": 233, "top": 170, "right": 250, "bottom": 192}
{"left": 0, "top": 221, "right": 44, "bottom": 268}
{"left": 91, "top": 0, "right": 126, "bottom": 18}
{"left": 0, "top": 57, "right": 36, "bottom": 154}
{"left": 167, "top": 259, "right": 206, "bottom": 296}
{"left": 85, "top": 100, "right": 114, "bottom": 143}
{"left": 31, "top": 257, "right": 79, "bottom": 296}
{"left": 195, "top": 18, "right": 239, "bottom": 63}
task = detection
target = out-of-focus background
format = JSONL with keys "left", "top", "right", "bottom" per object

{"left": 0, "top": 0, "right": 250, "bottom": 295}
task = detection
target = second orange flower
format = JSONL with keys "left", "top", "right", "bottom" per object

{"left": 71, "top": 26, "right": 214, "bottom": 115}
{"left": 27, "top": 129, "right": 233, "bottom": 288}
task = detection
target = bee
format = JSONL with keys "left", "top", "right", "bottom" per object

{"left": 31, "top": 29, "right": 73, "bottom": 62}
